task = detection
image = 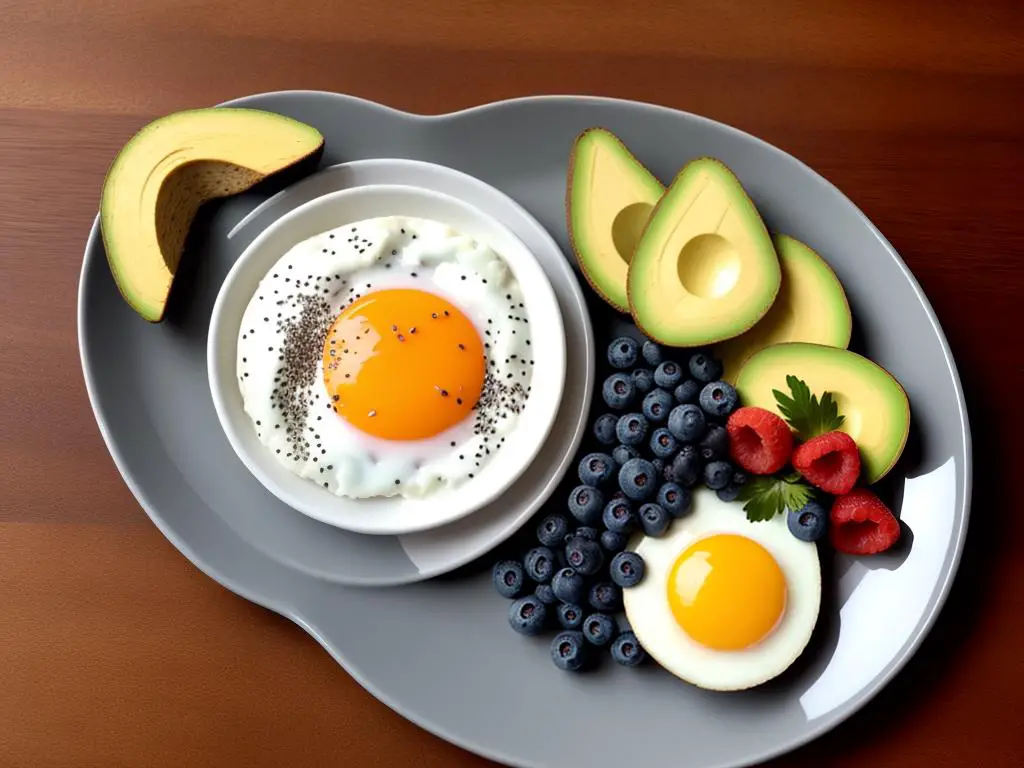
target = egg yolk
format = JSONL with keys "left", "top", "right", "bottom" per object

{"left": 667, "top": 534, "right": 786, "bottom": 651}
{"left": 322, "top": 288, "right": 485, "bottom": 441}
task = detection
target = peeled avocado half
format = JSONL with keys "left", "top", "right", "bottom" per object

{"left": 567, "top": 128, "right": 664, "bottom": 312}
{"left": 628, "top": 158, "right": 781, "bottom": 347}
{"left": 715, "top": 235, "right": 852, "bottom": 383}
{"left": 101, "top": 108, "right": 325, "bottom": 322}
{"left": 735, "top": 343, "right": 910, "bottom": 484}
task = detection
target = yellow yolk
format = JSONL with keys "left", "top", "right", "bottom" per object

{"left": 322, "top": 289, "right": 485, "bottom": 440}
{"left": 667, "top": 534, "right": 786, "bottom": 651}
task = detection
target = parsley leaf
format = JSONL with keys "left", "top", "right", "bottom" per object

{"left": 737, "top": 473, "right": 814, "bottom": 523}
{"left": 772, "top": 375, "right": 845, "bottom": 440}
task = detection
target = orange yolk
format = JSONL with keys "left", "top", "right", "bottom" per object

{"left": 667, "top": 534, "right": 786, "bottom": 651}
{"left": 322, "top": 288, "right": 485, "bottom": 441}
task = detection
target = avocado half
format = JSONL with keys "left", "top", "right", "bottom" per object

{"left": 735, "top": 343, "right": 910, "bottom": 484}
{"left": 715, "top": 235, "right": 852, "bottom": 383}
{"left": 627, "top": 158, "right": 781, "bottom": 347}
{"left": 100, "top": 107, "right": 325, "bottom": 322}
{"left": 567, "top": 128, "right": 664, "bottom": 312}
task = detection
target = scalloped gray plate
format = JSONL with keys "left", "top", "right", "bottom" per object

{"left": 78, "top": 91, "right": 971, "bottom": 768}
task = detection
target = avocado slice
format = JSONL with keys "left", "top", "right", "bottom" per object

{"left": 735, "top": 343, "right": 910, "bottom": 484}
{"left": 101, "top": 108, "right": 325, "bottom": 322}
{"left": 628, "top": 158, "right": 781, "bottom": 346}
{"left": 567, "top": 128, "right": 664, "bottom": 312}
{"left": 715, "top": 235, "right": 852, "bottom": 382}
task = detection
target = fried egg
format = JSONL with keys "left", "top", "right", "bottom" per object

{"left": 623, "top": 488, "right": 820, "bottom": 691}
{"left": 236, "top": 216, "right": 533, "bottom": 499}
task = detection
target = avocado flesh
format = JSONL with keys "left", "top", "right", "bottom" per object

{"left": 735, "top": 342, "right": 909, "bottom": 484}
{"left": 716, "top": 235, "right": 852, "bottom": 383}
{"left": 567, "top": 128, "right": 664, "bottom": 312}
{"left": 101, "top": 108, "right": 325, "bottom": 322}
{"left": 628, "top": 158, "right": 780, "bottom": 347}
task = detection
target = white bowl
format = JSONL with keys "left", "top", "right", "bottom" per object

{"left": 208, "top": 184, "right": 566, "bottom": 535}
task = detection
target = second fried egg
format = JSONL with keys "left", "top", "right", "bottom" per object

{"left": 623, "top": 489, "right": 821, "bottom": 691}
{"left": 236, "top": 216, "right": 533, "bottom": 499}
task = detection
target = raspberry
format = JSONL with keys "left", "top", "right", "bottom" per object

{"left": 726, "top": 407, "right": 793, "bottom": 475}
{"left": 792, "top": 431, "right": 861, "bottom": 494}
{"left": 830, "top": 489, "right": 900, "bottom": 555}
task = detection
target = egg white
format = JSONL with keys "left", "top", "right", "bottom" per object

{"left": 623, "top": 488, "right": 821, "bottom": 691}
{"left": 236, "top": 216, "right": 533, "bottom": 499}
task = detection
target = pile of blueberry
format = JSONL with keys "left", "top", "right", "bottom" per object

{"left": 599, "top": 336, "right": 744, "bottom": 502}
{"left": 492, "top": 334, "right": 743, "bottom": 672}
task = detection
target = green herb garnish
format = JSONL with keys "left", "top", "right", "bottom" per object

{"left": 737, "top": 473, "right": 814, "bottom": 523}
{"left": 772, "top": 375, "right": 844, "bottom": 441}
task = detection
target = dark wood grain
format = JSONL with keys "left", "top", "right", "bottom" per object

{"left": 1, "top": 1, "right": 1021, "bottom": 765}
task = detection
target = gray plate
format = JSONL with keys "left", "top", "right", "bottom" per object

{"left": 78, "top": 92, "right": 971, "bottom": 768}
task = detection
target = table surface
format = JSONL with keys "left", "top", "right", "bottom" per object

{"left": 1, "top": 1, "right": 1022, "bottom": 766}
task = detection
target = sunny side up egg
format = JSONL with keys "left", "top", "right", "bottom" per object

{"left": 623, "top": 489, "right": 821, "bottom": 691}
{"left": 236, "top": 216, "right": 533, "bottom": 499}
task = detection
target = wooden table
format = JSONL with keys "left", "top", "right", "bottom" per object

{"left": 1, "top": 2, "right": 1021, "bottom": 765}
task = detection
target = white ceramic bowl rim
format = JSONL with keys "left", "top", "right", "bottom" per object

{"left": 207, "top": 183, "right": 566, "bottom": 535}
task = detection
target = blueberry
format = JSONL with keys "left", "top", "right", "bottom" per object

{"left": 610, "top": 631, "right": 646, "bottom": 667}
{"left": 508, "top": 595, "right": 547, "bottom": 636}
{"left": 651, "top": 457, "right": 665, "bottom": 475}
{"left": 601, "top": 372, "right": 636, "bottom": 410}
{"left": 578, "top": 452, "right": 616, "bottom": 487}
{"left": 703, "top": 460, "right": 734, "bottom": 490}
{"left": 667, "top": 444, "right": 702, "bottom": 487}
{"left": 642, "top": 340, "right": 663, "bottom": 367}
{"left": 557, "top": 602, "right": 585, "bottom": 631}
{"left": 492, "top": 560, "right": 526, "bottom": 598}
{"left": 674, "top": 379, "right": 701, "bottom": 404}
{"left": 615, "top": 413, "right": 649, "bottom": 446}
{"left": 552, "top": 548, "right": 568, "bottom": 571}
{"left": 612, "top": 444, "right": 640, "bottom": 466}
{"left": 788, "top": 500, "right": 828, "bottom": 542}
{"left": 568, "top": 485, "right": 605, "bottom": 525}
{"left": 536, "top": 514, "right": 570, "bottom": 548}
{"left": 668, "top": 404, "right": 707, "bottom": 443}
{"left": 602, "top": 498, "right": 636, "bottom": 533}
{"left": 608, "top": 336, "right": 640, "bottom": 369}
{"left": 699, "top": 381, "right": 739, "bottom": 418}
{"left": 551, "top": 631, "right": 587, "bottom": 671}
{"left": 717, "top": 484, "right": 742, "bottom": 502}
{"left": 699, "top": 424, "right": 730, "bottom": 461}
{"left": 610, "top": 551, "right": 645, "bottom": 587}
{"left": 534, "top": 583, "right": 557, "bottom": 605}
{"left": 569, "top": 526, "right": 600, "bottom": 542}
{"left": 600, "top": 529, "right": 628, "bottom": 553}
{"left": 551, "top": 567, "right": 587, "bottom": 604}
{"left": 648, "top": 427, "right": 678, "bottom": 459}
{"left": 631, "top": 368, "right": 654, "bottom": 395}
{"left": 653, "top": 361, "right": 683, "bottom": 389}
{"left": 583, "top": 613, "right": 617, "bottom": 646}
{"left": 732, "top": 470, "right": 748, "bottom": 486}
{"left": 524, "top": 546, "right": 556, "bottom": 583}
{"left": 688, "top": 351, "right": 723, "bottom": 383}
{"left": 657, "top": 482, "right": 692, "bottom": 518}
{"left": 618, "top": 458, "right": 658, "bottom": 501}
{"left": 565, "top": 537, "right": 604, "bottom": 576}
{"left": 589, "top": 581, "right": 622, "bottom": 612}
{"left": 592, "top": 413, "right": 619, "bottom": 445}
{"left": 642, "top": 388, "right": 674, "bottom": 423}
{"left": 639, "top": 503, "right": 671, "bottom": 536}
